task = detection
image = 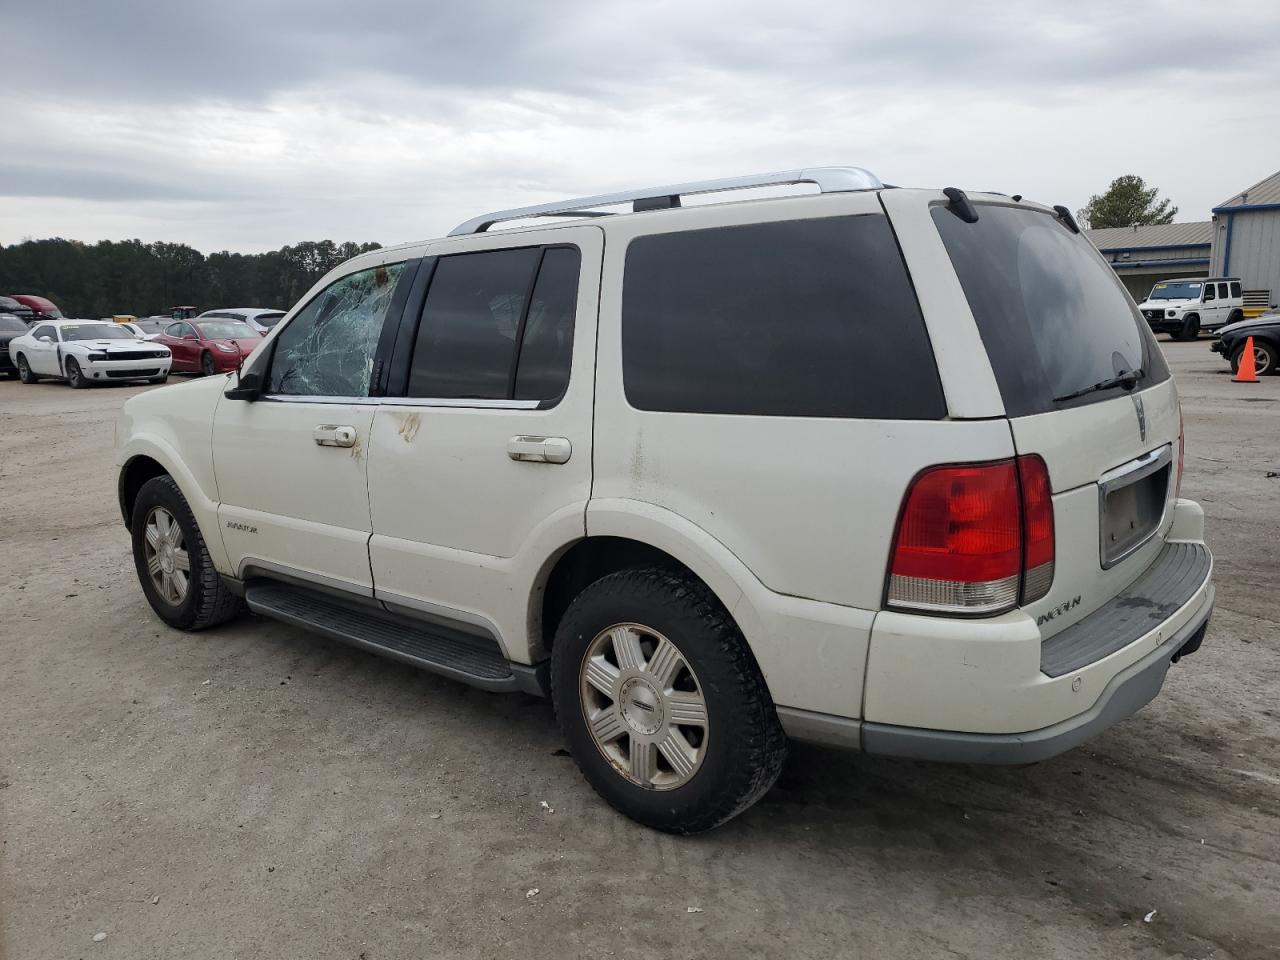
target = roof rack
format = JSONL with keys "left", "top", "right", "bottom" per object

{"left": 448, "top": 166, "right": 883, "bottom": 236}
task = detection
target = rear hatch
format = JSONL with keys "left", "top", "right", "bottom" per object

{"left": 930, "top": 200, "right": 1181, "bottom": 639}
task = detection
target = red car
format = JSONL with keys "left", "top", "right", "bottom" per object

{"left": 154, "top": 318, "right": 262, "bottom": 376}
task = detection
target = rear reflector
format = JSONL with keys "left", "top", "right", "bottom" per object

{"left": 887, "top": 456, "right": 1055, "bottom": 615}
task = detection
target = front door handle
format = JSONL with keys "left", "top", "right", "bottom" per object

{"left": 507, "top": 436, "right": 572, "bottom": 464}
{"left": 313, "top": 424, "right": 357, "bottom": 448}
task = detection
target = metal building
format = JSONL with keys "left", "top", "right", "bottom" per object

{"left": 1209, "top": 169, "right": 1280, "bottom": 315}
{"left": 1085, "top": 221, "right": 1212, "bottom": 302}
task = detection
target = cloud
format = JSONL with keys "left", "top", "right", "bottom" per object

{"left": 2, "top": 0, "right": 1279, "bottom": 250}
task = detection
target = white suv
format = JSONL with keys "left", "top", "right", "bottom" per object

{"left": 116, "top": 168, "right": 1214, "bottom": 833}
{"left": 1137, "top": 277, "right": 1244, "bottom": 340}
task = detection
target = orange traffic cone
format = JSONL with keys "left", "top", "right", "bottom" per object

{"left": 1233, "top": 335, "right": 1260, "bottom": 383}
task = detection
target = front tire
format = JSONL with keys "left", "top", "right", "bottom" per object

{"left": 65, "top": 357, "right": 89, "bottom": 388}
{"left": 200, "top": 352, "right": 216, "bottom": 377}
{"left": 131, "top": 475, "right": 242, "bottom": 630}
{"left": 16, "top": 354, "right": 39, "bottom": 383}
{"left": 1175, "top": 315, "right": 1200, "bottom": 341}
{"left": 550, "top": 566, "right": 787, "bottom": 833}
{"left": 1237, "top": 340, "right": 1277, "bottom": 376}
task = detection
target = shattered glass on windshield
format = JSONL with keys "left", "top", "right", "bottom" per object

{"left": 267, "top": 262, "right": 404, "bottom": 396}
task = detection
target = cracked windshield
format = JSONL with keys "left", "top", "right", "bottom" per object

{"left": 267, "top": 262, "right": 403, "bottom": 395}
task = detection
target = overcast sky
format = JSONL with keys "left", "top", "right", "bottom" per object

{"left": 3, "top": 0, "right": 1279, "bottom": 252}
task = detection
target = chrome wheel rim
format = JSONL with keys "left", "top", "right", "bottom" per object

{"left": 1256, "top": 346, "right": 1270, "bottom": 369}
{"left": 143, "top": 506, "right": 190, "bottom": 605}
{"left": 579, "top": 623, "right": 708, "bottom": 791}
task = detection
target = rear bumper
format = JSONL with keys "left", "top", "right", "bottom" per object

{"left": 859, "top": 587, "right": 1211, "bottom": 763}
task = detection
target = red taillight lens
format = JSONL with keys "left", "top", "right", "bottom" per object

{"left": 887, "top": 456, "right": 1055, "bottom": 615}
{"left": 1017, "top": 454, "right": 1054, "bottom": 603}
{"left": 888, "top": 461, "right": 1022, "bottom": 613}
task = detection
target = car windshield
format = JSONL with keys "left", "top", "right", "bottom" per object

{"left": 195, "top": 320, "right": 257, "bottom": 340}
{"left": 61, "top": 324, "right": 135, "bottom": 341}
{"left": 1149, "top": 281, "right": 1202, "bottom": 300}
{"left": 255, "top": 312, "right": 286, "bottom": 329}
{"left": 0, "top": 315, "right": 28, "bottom": 332}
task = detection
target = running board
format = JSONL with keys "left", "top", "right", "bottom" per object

{"left": 244, "top": 582, "right": 538, "bottom": 694}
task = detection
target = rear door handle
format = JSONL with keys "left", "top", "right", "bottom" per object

{"left": 507, "top": 436, "right": 572, "bottom": 464}
{"left": 313, "top": 424, "right": 357, "bottom": 448}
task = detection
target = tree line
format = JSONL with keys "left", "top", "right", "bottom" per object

{"left": 0, "top": 238, "right": 383, "bottom": 319}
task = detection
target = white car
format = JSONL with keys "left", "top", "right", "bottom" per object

{"left": 116, "top": 167, "right": 1213, "bottom": 833}
{"left": 196, "top": 307, "right": 287, "bottom": 335}
{"left": 1136, "top": 277, "right": 1245, "bottom": 340}
{"left": 11, "top": 319, "right": 172, "bottom": 387}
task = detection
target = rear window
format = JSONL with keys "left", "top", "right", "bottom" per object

{"left": 622, "top": 215, "right": 945, "bottom": 419}
{"left": 932, "top": 204, "right": 1169, "bottom": 416}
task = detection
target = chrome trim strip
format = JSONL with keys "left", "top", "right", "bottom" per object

{"left": 1098, "top": 444, "right": 1173, "bottom": 495}
{"left": 261, "top": 395, "right": 380, "bottom": 405}
{"left": 380, "top": 397, "right": 541, "bottom": 410}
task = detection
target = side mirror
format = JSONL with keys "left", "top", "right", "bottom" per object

{"left": 224, "top": 369, "right": 263, "bottom": 402}
{"left": 37, "top": 335, "right": 52, "bottom": 343}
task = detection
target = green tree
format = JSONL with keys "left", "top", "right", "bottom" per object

{"left": 1078, "top": 175, "right": 1178, "bottom": 229}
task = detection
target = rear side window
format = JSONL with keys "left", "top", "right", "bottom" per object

{"left": 931, "top": 204, "right": 1170, "bottom": 416}
{"left": 408, "top": 246, "right": 580, "bottom": 403}
{"left": 621, "top": 216, "right": 945, "bottom": 419}
{"left": 1230, "top": 281, "right": 1242, "bottom": 298}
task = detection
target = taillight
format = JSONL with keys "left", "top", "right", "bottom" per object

{"left": 887, "top": 456, "right": 1055, "bottom": 615}
{"left": 1017, "top": 455, "right": 1054, "bottom": 603}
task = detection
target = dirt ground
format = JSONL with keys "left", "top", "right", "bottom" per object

{"left": 1, "top": 340, "right": 1277, "bottom": 960}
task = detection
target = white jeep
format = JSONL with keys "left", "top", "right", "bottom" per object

{"left": 116, "top": 168, "right": 1214, "bottom": 833}
{"left": 1137, "top": 277, "right": 1245, "bottom": 340}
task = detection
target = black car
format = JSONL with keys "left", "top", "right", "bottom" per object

{"left": 1210, "top": 313, "right": 1279, "bottom": 376}
{"left": 0, "top": 296, "right": 34, "bottom": 325}
{"left": 0, "top": 313, "right": 30, "bottom": 377}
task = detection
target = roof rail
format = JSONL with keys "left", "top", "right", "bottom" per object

{"left": 448, "top": 166, "right": 883, "bottom": 236}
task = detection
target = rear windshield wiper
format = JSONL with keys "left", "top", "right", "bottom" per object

{"left": 1054, "top": 369, "right": 1143, "bottom": 403}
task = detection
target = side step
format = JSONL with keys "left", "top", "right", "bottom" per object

{"left": 245, "top": 582, "right": 533, "bottom": 694}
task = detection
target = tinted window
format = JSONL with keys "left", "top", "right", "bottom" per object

{"left": 33, "top": 325, "right": 56, "bottom": 340}
{"left": 256, "top": 312, "right": 286, "bottom": 329}
{"left": 931, "top": 204, "right": 1169, "bottom": 416}
{"left": 1217, "top": 283, "right": 1229, "bottom": 299}
{"left": 267, "top": 262, "right": 405, "bottom": 396}
{"left": 622, "top": 216, "right": 944, "bottom": 418}
{"left": 514, "top": 248, "right": 579, "bottom": 402}
{"left": 1230, "top": 281, "right": 1242, "bottom": 298}
{"left": 1204, "top": 284, "right": 1216, "bottom": 301}
{"left": 0, "top": 316, "right": 26, "bottom": 333}
{"left": 408, "top": 248, "right": 540, "bottom": 399}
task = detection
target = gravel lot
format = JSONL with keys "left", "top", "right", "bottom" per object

{"left": 1, "top": 340, "right": 1277, "bottom": 960}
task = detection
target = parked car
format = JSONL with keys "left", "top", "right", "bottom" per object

{"left": 0, "top": 313, "right": 29, "bottom": 377}
{"left": 1209, "top": 311, "right": 1279, "bottom": 375}
{"left": 8, "top": 294, "right": 63, "bottom": 321}
{"left": 197, "top": 307, "right": 288, "bottom": 335}
{"left": 119, "top": 322, "right": 159, "bottom": 341}
{"left": 10, "top": 319, "right": 171, "bottom": 387}
{"left": 131, "top": 318, "right": 170, "bottom": 337}
{"left": 115, "top": 168, "right": 1213, "bottom": 833}
{"left": 153, "top": 318, "right": 262, "bottom": 376}
{"left": 1136, "top": 277, "right": 1244, "bottom": 340}
{"left": 0, "top": 296, "right": 35, "bottom": 324}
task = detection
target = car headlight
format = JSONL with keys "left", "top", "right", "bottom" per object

{"left": 214, "top": 343, "right": 237, "bottom": 353}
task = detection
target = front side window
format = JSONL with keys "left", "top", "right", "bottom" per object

{"left": 407, "top": 246, "right": 580, "bottom": 403}
{"left": 166, "top": 322, "right": 192, "bottom": 338}
{"left": 33, "top": 325, "right": 55, "bottom": 341}
{"left": 1204, "top": 284, "right": 1216, "bottom": 302}
{"left": 622, "top": 216, "right": 945, "bottom": 418}
{"left": 267, "top": 262, "right": 405, "bottom": 397}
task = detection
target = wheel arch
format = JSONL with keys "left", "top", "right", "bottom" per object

{"left": 118, "top": 453, "right": 170, "bottom": 530}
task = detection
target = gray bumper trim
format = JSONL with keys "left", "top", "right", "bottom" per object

{"left": 780, "top": 586, "right": 1213, "bottom": 763}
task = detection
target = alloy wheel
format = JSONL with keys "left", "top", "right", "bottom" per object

{"left": 579, "top": 623, "right": 709, "bottom": 790}
{"left": 143, "top": 506, "right": 191, "bottom": 605}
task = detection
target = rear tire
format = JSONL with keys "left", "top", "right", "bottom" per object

{"left": 1227, "top": 310, "right": 1244, "bottom": 326}
{"left": 550, "top": 566, "right": 787, "bottom": 834}
{"left": 131, "top": 475, "right": 242, "bottom": 630}
{"left": 16, "top": 354, "right": 38, "bottom": 383}
{"left": 66, "top": 357, "right": 89, "bottom": 389}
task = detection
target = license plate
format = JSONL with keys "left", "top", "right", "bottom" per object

{"left": 1098, "top": 446, "right": 1172, "bottom": 568}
